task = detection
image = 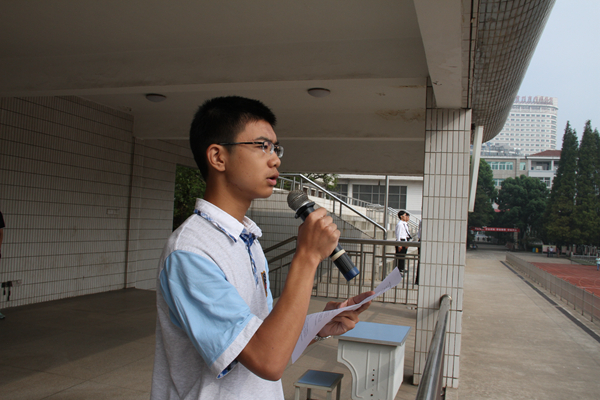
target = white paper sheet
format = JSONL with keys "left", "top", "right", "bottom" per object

{"left": 291, "top": 267, "right": 403, "bottom": 363}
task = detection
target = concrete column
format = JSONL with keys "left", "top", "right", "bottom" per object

{"left": 413, "top": 102, "right": 471, "bottom": 388}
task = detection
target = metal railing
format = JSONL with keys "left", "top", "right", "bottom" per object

{"left": 265, "top": 237, "right": 420, "bottom": 304}
{"left": 276, "top": 173, "right": 421, "bottom": 238}
{"left": 415, "top": 294, "right": 452, "bottom": 400}
{"left": 506, "top": 253, "right": 600, "bottom": 323}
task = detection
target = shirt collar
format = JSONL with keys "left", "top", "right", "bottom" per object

{"left": 194, "top": 199, "right": 262, "bottom": 242}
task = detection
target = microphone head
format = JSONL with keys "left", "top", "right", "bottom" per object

{"left": 287, "top": 190, "right": 311, "bottom": 212}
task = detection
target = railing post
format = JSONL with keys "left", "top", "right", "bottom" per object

{"left": 370, "top": 243, "right": 377, "bottom": 291}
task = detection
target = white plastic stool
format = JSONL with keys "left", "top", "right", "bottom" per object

{"left": 293, "top": 369, "right": 343, "bottom": 400}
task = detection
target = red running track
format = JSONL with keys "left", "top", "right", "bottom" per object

{"left": 533, "top": 262, "right": 600, "bottom": 297}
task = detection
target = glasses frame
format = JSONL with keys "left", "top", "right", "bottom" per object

{"left": 218, "top": 140, "right": 284, "bottom": 158}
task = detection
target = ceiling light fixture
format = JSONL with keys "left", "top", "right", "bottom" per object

{"left": 145, "top": 93, "right": 167, "bottom": 102}
{"left": 307, "top": 88, "right": 331, "bottom": 98}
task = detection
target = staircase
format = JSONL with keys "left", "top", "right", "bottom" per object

{"left": 248, "top": 174, "right": 420, "bottom": 305}
{"left": 275, "top": 173, "right": 421, "bottom": 241}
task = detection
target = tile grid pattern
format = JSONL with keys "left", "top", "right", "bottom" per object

{"left": 413, "top": 93, "right": 471, "bottom": 388}
{"left": 471, "top": 0, "right": 555, "bottom": 142}
{"left": 124, "top": 137, "right": 192, "bottom": 290}
{"left": 0, "top": 96, "right": 193, "bottom": 307}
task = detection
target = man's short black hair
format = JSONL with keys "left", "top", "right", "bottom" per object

{"left": 189, "top": 96, "right": 277, "bottom": 180}
{"left": 398, "top": 210, "right": 409, "bottom": 218}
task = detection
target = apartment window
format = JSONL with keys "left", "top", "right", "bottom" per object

{"left": 352, "top": 185, "right": 407, "bottom": 209}
{"left": 538, "top": 177, "right": 551, "bottom": 188}
{"left": 493, "top": 178, "right": 505, "bottom": 187}
{"left": 520, "top": 162, "right": 526, "bottom": 170}
{"left": 489, "top": 161, "right": 514, "bottom": 170}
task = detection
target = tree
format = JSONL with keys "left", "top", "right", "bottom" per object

{"left": 468, "top": 159, "right": 497, "bottom": 228}
{"left": 496, "top": 175, "right": 549, "bottom": 240}
{"left": 173, "top": 165, "right": 206, "bottom": 230}
{"left": 543, "top": 122, "right": 579, "bottom": 246}
{"left": 572, "top": 121, "right": 600, "bottom": 245}
{"left": 305, "top": 173, "right": 339, "bottom": 191}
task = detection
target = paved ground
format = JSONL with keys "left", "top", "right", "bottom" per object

{"left": 456, "top": 245, "right": 600, "bottom": 399}
{"left": 0, "top": 289, "right": 419, "bottom": 400}
{"left": 3, "top": 246, "right": 600, "bottom": 399}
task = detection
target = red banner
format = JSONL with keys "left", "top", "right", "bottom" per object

{"left": 470, "top": 227, "right": 520, "bottom": 232}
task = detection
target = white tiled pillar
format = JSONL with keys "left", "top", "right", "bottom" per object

{"left": 413, "top": 105, "right": 471, "bottom": 389}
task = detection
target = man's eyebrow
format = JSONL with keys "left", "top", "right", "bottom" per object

{"left": 254, "top": 136, "right": 280, "bottom": 145}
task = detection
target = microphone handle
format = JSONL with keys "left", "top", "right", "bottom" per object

{"left": 296, "top": 204, "right": 360, "bottom": 281}
{"left": 330, "top": 243, "right": 360, "bottom": 281}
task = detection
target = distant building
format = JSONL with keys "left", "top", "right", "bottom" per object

{"left": 526, "top": 150, "right": 561, "bottom": 188}
{"left": 335, "top": 175, "right": 423, "bottom": 221}
{"left": 485, "top": 96, "right": 558, "bottom": 156}
{"left": 480, "top": 149, "right": 561, "bottom": 189}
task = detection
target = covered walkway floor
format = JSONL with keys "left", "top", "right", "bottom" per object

{"left": 2, "top": 246, "right": 600, "bottom": 399}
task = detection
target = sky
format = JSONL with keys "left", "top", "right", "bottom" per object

{"left": 518, "top": 0, "right": 600, "bottom": 148}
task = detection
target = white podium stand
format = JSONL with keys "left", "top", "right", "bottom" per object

{"left": 335, "top": 322, "right": 411, "bottom": 400}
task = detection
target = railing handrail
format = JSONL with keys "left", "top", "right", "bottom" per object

{"left": 338, "top": 237, "right": 420, "bottom": 247}
{"left": 267, "top": 248, "right": 298, "bottom": 264}
{"left": 415, "top": 294, "right": 452, "bottom": 400}
{"left": 263, "top": 236, "right": 297, "bottom": 254}
{"left": 265, "top": 236, "right": 421, "bottom": 273}
{"left": 278, "top": 173, "right": 386, "bottom": 232}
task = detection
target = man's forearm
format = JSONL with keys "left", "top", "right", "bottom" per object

{"left": 236, "top": 251, "right": 318, "bottom": 380}
{"left": 237, "top": 207, "right": 337, "bottom": 381}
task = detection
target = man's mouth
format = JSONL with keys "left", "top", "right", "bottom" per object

{"left": 267, "top": 174, "right": 279, "bottom": 185}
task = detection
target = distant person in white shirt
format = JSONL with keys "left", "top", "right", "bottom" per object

{"left": 395, "top": 211, "right": 411, "bottom": 273}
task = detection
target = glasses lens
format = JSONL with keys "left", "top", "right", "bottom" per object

{"left": 275, "top": 144, "right": 284, "bottom": 158}
{"left": 259, "top": 141, "right": 268, "bottom": 153}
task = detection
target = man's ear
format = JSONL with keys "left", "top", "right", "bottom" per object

{"left": 206, "top": 144, "right": 228, "bottom": 173}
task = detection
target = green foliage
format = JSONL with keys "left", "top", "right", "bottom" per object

{"left": 543, "top": 122, "right": 579, "bottom": 245}
{"left": 173, "top": 165, "right": 206, "bottom": 230}
{"left": 468, "top": 159, "right": 497, "bottom": 228}
{"left": 572, "top": 121, "right": 600, "bottom": 244}
{"left": 305, "top": 173, "right": 339, "bottom": 191}
{"left": 496, "top": 175, "right": 549, "bottom": 239}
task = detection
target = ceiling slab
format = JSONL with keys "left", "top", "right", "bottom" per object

{"left": 0, "top": 0, "right": 458, "bottom": 175}
{"left": 413, "top": 0, "right": 464, "bottom": 108}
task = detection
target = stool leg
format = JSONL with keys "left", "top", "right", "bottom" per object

{"left": 327, "top": 390, "right": 332, "bottom": 400}
{"left": 294, "top": 387, "right": 300, "bottom": 400}
{"left": 336, "top": 381, "right": 341, "bottom": 400}
{"left": 306, "top": 388, "right": 311, "bottom": 400}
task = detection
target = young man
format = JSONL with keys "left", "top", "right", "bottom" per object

{"left": 395, "top": 210, "right": 411, "bottom": 273}
{"left": 151, "top": 96, "right": 373, "bottom": 400}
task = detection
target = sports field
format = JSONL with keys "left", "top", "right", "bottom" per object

{"left": 533, "top": 262, "right": 600, "bottom": 296}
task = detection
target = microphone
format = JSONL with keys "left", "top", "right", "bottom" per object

{"left": 287, "top": 190, "right": 360, "bottom": 281}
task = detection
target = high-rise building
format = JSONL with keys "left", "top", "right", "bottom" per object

{"left": 485, "top": 96, "right": 558, "bottom": 156}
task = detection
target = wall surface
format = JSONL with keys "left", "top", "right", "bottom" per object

{"left": 413, "top": 96, "right": 471, "bottom": 388}
{"left": 0, "top": 96, "right": 193, "bottom": 308}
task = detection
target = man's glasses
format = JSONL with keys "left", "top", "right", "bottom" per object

{"left": 219, "top": 140, "right": 284, "bottom": 158}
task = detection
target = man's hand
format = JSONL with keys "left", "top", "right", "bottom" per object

{"left": 295, "top": 207, "right": 339, "bottom": 268}
{"left": 317, "top": 291, "right": 375, "bottom": 337}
